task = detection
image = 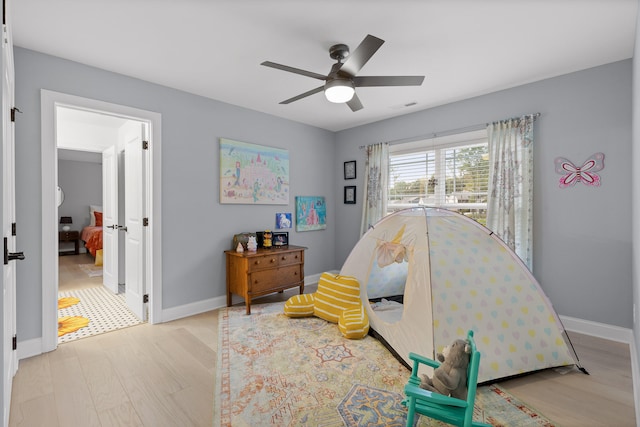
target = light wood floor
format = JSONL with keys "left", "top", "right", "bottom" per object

{"left": 58, "top": 253, "right": 103, "bottom": 292}
{"left": 9, "top": 285, "right": 637, "bottom": 426}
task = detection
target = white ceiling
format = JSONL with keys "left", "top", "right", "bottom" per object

{"left": 56, "top": 107, "right": 131, "bottom": 162}
{"left": 11, "top": 0, "right": 638, "bottom": 132}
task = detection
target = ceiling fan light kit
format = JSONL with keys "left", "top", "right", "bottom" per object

{"left": 262, "top": 34, "right": 425, "bottom": 112}
{"left": 325, "top": 78, "right": 355, "bottom": 103}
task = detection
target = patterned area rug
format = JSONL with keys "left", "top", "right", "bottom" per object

{"left": 214, "top": 302, "right": 557, "bottom": 427}
{"left": 78, "top": 263, "right": 103, "bottom": 277}
{"left": 58, "top": 286, "right": 142, "bottom": 343}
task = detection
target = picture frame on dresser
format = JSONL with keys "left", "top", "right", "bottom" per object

{"left": 272, "top": 231, "right": 289, "bottom": 247}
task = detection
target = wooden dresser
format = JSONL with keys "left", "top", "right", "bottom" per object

{"left": 225, "top": 245, "right": 306, "bottom": 314}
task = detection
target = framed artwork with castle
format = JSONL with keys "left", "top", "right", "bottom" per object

{"left": 219, "top": 138, "right": 290, "bottom": 204}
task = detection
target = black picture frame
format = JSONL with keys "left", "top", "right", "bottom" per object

{"left": 272, "top": 231, "right": 289, "bottom": 247}
{"left": 344, "top": 160, "right": 356, "bottom": 180}
{"left": 344, "top": 186, "right": 356, "bottom": 204}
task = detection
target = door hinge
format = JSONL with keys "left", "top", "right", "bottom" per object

{"left": 10, "top": 107, "right": 21, "bottom": 122}
{"left": 143, "top": 218, "right": 149, "bottom": 227}
{"left": 143, "top": 294, "right": 149, "bottom": 303}
{"left": 142, "top": 140, "right": 149, "bottom": 150}
{"left": 11, "top": 222, "right": 16, "bottom": 236}
{"left": 12, "top": 335, "right": 16, "bottom": 351}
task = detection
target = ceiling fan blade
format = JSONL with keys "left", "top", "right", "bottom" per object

{"left": 279, "top": 86, "right": 324, "bottom": 104}
{"left": 261, "top": 61, "right": 327, "bottom": 81}
{"left": 353, "top": 76, "right": 425, "bottom": 87}
{"left": 339, "top": 34, "right": 384, "bottom": 77}
{"left": 347, "top": 93, "right": 363, "bottom": 112}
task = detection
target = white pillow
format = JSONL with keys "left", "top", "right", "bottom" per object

{"left": 89, "top": 205, "right": 102, "bottom": 226}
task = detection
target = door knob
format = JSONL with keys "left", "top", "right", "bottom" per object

{"left": 4, "top": 237, "right": 25, "bottom": 265}
{"left": 7, "top": 252, "right": 24, "bottom": 262}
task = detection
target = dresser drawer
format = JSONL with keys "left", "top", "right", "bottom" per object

{"left": 250, "top": 265, "right": 302, "bottom": 293}
{"left": 249, "top": 269, "right": 278, "bottom": 293}
{"left": 277, "top": 264, "right": 303, "bottom": 284}
{"left": 249, "top": 254, "right": 279, "bottom": 271}
{"left": 276, "top": 250, "right": 303, "bottom": 267}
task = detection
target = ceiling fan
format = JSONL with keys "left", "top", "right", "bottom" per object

{"left": 261, "top": 34, "right": 425, "bottom": 112}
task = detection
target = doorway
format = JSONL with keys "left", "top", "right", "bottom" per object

{"left": 56, "top": 111, "right": 143, "bottom": 342}
{"left": 40, "top": 90, "right": 162, "bottom": 353}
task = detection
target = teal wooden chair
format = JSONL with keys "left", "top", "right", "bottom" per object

{"left": 403, "top": 330, "right": 491, "bottom": 427}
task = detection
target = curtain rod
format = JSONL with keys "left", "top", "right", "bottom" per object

{"left": 359, "top": 112, "right": 540, "bottom": 149}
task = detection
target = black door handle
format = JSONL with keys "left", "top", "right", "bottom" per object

{"left": 4, "top": 237, "right": 25, "bottom": 265}
{"left": 6, "top": 252, "right": 24, "bottom": 262}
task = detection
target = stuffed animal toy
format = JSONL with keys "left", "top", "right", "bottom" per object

{"left": 420, "top": 338, "right": 471, "bottom": 400}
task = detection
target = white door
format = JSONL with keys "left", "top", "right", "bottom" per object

{"left": 2, "top": 12, "right": 18, "bottom": 427}
{"left": 124, "top": 123, "right": 146, "bottom": 321}
{"left": 102, "top": 145, "right": 118, "bottom": 294}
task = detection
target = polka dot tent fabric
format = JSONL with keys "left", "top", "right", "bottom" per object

{"left": 427, "top": 214, "right": 576, "bottom": 382}
{"left": 340, "top": 207, "right": 579, "bottom": 384}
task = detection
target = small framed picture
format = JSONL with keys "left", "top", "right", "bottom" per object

{"left": 272, "top": 231, "right": 289, "bottom": 247}
{"left": 344, "top": 160, "right": 356, "bottom": 180}
{"left": 344, "top": 186, "right": 356, "bottom": 204}
{"left": 275, "top": 212, "right": 292, "bottom": 229}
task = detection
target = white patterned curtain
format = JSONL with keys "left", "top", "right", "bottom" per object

{"left": 360, "top": 143, "right": 389, "bottom": 236}
{"left": 486, "top": 115, "right": 535, "bottom": 270}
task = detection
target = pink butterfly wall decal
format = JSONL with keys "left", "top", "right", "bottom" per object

{"left": 554, "top": 152, "right": 604, "bottom": 188}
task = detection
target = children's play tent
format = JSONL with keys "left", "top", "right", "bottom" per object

{"left": 340, "top": 207, "right": 581, "bottom": 383}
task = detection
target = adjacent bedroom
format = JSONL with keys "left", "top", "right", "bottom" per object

{"left": 56, "top": 108, "right": 143, "bottom": 343}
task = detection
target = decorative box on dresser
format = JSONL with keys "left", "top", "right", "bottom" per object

{"left": 225, "top": 245, "right": 306, "bottom": 314}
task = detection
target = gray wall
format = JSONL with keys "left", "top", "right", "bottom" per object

{"left": 335, "top": 60, "right": 633, "bottom": 329}
{"left": 58, "top": 157, "right": 102, "bottom": 233}
{"left": 15, "top": 47, "right": 336, "bottom": 341}
{"left": 13, "top": 46, "right": 635, "bottom": 343}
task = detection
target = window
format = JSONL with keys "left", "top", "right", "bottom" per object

{"left": 387, "top": 129, "right": 489, "bottom": 224}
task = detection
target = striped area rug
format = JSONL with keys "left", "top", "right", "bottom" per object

{"left": 58, "top": 286, "right": 143, "bottom": 343}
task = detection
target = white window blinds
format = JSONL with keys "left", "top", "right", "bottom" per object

{"left": 387, "top": 129, "right": 489, "bottom": 224}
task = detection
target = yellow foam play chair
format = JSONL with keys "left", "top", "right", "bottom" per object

{"left": 284, "top": 272, "right": 369, "bottom": 339}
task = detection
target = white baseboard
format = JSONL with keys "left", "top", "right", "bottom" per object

{"left": 559, "top": 314, "right": 634, "bottom": 343}
{"left": 160, "top": 273, "right": 328, "bottom": 323}
{"left": 161, "top": 295, "right": 225, "bottom": 323}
